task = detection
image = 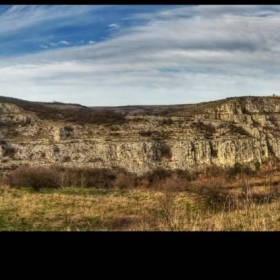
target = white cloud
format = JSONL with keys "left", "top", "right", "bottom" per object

{"left": 49, "top": 42, "right": 58, "bottom": 47}
{"left": 108, "top": 23, "right": 120, "bottom": 30}
{"left": 0, "top": 5, "right": 108, "bottom": 35}
{"left": 49, "top": 40, "right": 71, "bottom": 47}
{"left": 109, "top": 23, "right": 120, "bottom": 28}
{"left": 39, "top": 45, "right": 48, "bottom": 49}
{"left": 131, "top": 5, "right": 280, "bottom": 20}
{"left": 88, "top": 41, "right": 95, "bottom": 45}
{"left": 58, "top": 40, "right": 70, "bottom": 45}
{"left": 2, "top": 5, "right": 280, "bottom": 106}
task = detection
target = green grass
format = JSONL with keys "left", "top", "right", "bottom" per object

{"left": 39, "top": 187, "right": 115, "bottom": 196}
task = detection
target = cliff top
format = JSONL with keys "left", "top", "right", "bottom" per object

{"left": 1, "top": 95, "right": 280, "bottom": 124}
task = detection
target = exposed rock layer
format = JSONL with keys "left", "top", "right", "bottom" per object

{"left": 1, "top": 96, "right": 280, "bottom": 174}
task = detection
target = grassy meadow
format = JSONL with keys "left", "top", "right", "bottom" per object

{"left": 1, "top": 182, "right": 280, "bottom": 231}
{"left": 1, "top": 163, "right": 280, "bottom": 231}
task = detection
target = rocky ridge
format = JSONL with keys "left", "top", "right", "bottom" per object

{"left": 1, "top": 95, "right": 280, "bottom": 174}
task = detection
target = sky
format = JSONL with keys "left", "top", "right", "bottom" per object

{"left": 1, "top": 5, "right": 280, "bottom": 106}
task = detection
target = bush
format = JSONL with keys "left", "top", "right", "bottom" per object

{"left": 3, "top": 146, "right": 16, "bottom": 158}
{"left": 191, "top": 121, "right": 216, "bottom": 138}
{"left": 161, "top": 143, "right": 172, "bottom": 159}
{"left": 209, "top": 142, "right": 218, "bottom": 158}
{"left": 227, "top": 162, "right": 254, "bottom": 178}
{"left": 140, "top": 168, "right": 193, "bottom": 191}
{"left": 79, "top": 168, "right": 116, "bottom": 188}
{"left": 206, "top": 165, "right": 225, "bottom": 177}
{"left": 114, "top": 173, "right": 137, "bottom": 189}
{"left": 8, "top": 165, "right": 120, "bottom": 191}
{"left": 145, "top": 168, "right": 173, "bottom": 185}
{"left": 228, "top": 124, "right": 251, "bottom": 137}
{"left": 54, "top": 166, "right": 117, "bottom": 188}
{"left": 9, "top": 165, "right": 60, "bottom": 192}
{"left": 64, "top": 126, "right": 74, "bottom": 132}
{"left": 234, "top": 162, "right": 242, "bottom": 174}
{"left": 139, "top": 130, "right": 153, "bottom": 137}
{"left": 161, "top": 118, "right": 173, "bottom": 125}
{"left": 174, "top": 169, "right": 194, "bottom": 181}
{"left": 255, "top": 161, "right": 261, "bottom": 171}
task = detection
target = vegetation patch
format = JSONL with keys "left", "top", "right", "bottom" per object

{"left": 228, "top": 123, "right": 252, "bottom": 137}
{"left": 191, "top": 121, "right": 216, "bottom": 139}
{"left": 2, "top": 160, "right": 280, "bottom": 230}
{"left": 161, "top": 118, "right": 173, "bottom": 126}
{"left": 139, "top": 130, "right": 153, "bottom": 137}
{"left": 160, "top": 142, "right": 172, "bottom": 159}
{"left": 0, "top": 96, "right": 126, "bottom": 126}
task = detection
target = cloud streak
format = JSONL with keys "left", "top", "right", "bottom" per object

{"left": 0, "top": 5, "right": 106, "bottom": 35}
{"left": 1, "top": 5, "right": 280, "bottom": 105}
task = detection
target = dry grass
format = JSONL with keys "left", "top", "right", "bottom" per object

{"left": 1, "top": 185, "right": 280, "bottom": 231}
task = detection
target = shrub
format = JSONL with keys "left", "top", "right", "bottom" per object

{"left": 81, "top": 168, "right": 116, "bottom": 188}
{"left": 161, "top": 143, "right": 172, "bottom": 159}
{"left": 196, "top": 187, "right": 231, "bottom": 212}
{"left": 161, "top": 118, "right": 173, "bottom": 126}
{"left": 140, "top": 168, "right": 192, "bottom": 191}
{"left": 145, "top": 168, "right": 173, "bottom": 185}
{"left": 53, "top": 146, "right": 60, "bottom": 153}
{"left": 63, "top": 156, "right": 71, "bottom": 162}
{"left": 174, "top": 169, "right": 194, "bottom": 181}
{"left": 206, "top": 165, "right": 225, "bottom": 177}
{"left": 227, "top": 162, "right": 254, "bottom": 178}
{"left": 3, "top": 146, "right": 16, "bottom": 158}
{"left": 209, "top": 142, "right": 218, "bottom": 158}
{"left": 54, "top": 166, "right": 117, "bottom": 188}
{"left": 64, "top": 126, "right": 74, "bottom": 132}
{"left": 139, "top": 130, "right": 153, "bottom": 137}
{"left": 228, "top": 124, "right": 251, "bottom": 137}
{"left": 114, "top": 173, "right": 137, "bottom": 189}
{"left": 255, "top": 161, "right": 261, "bottom": 171}
{"left": 234, "top": 162, "right": 242, "bottom": 174}
{"left": 211, "top": 149, "right": 218, "bottom": 158}
{"left": 9, "top": 165, "right": 60, "bottom": 192}
{"left": 191, "top": 121, "right": 216, "bottom": 139}
{"left": 8, "top": 165, "right": 119, "bottom": 190}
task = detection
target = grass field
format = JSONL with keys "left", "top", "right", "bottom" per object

{"left": 1, "top": 185, "right": 280, "bottom": 231}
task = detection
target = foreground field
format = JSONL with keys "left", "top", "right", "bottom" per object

{"left": 1, "top": 186, "right": 280, "bottom": 231}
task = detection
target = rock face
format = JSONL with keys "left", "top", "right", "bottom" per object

{"left": 1, "top": 95, "right": 280, "bottom": 174}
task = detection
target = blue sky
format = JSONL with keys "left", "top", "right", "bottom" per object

{"left": 1, "top": 5, "right": 280, "bottom": 106}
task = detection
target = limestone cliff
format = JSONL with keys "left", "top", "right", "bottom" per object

{"left": 1, "top": 95, "right": 280, "bottom": 174}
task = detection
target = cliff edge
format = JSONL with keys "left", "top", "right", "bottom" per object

{"left": 1, "top": 95, "right": 280, "bottom": 174}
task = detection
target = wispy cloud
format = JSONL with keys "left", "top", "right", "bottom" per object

{"left": 1, "top": 5, "right": 280, "bottom": 105}
{"left": 0, "top": 5, "right": 106, "bottom": 34}
{"left": 39, "top": 44, "right": 48, "bottom": 49}
{"left": 48, "top": 40, "right": 71, "bottom": 47}
{"left": 108, "top": 23, "right": 120, "bottom": 30}
{"left": 58, "top": 40, "right": 71, "bottom": 45}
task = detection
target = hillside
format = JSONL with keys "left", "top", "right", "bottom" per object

{"left": 1, "top": 95, "right": 280, "bottom": 174}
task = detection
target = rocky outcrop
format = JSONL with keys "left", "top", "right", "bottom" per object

{"left": 1, "top": 95, "right": 280, "bottom": 174}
